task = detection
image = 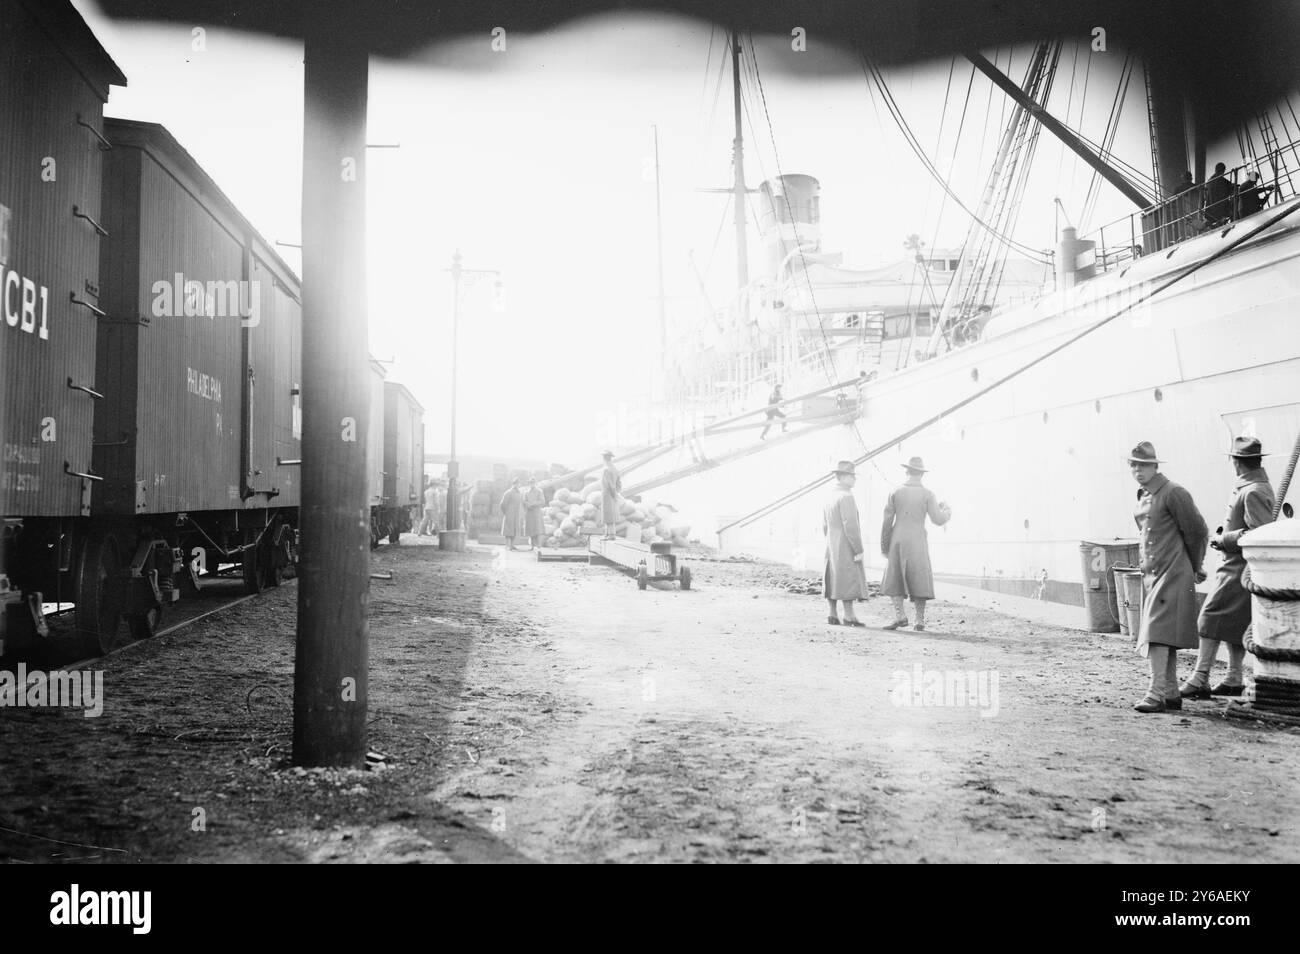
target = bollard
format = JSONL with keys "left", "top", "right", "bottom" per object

{"left": 1240, "top": 518, "right": 1300, "bottom": 713}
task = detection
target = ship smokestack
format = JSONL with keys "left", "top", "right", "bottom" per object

{"left": 1055, "top": 226, "right": 1096, "bottom": 290}
{"left": 758, "top": 174, "right": 821, "bottom": 278}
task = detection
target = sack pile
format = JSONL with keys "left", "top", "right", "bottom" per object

{"left": 542, "top": 480, "right": 691, "bottom": 549}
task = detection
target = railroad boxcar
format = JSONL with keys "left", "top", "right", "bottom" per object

{"left": 382, "top": 381, "right": 425, "bottom": 542}
{"left": 1, "top": 4, "right": 425, "bottom": 658}
{"left": 0, "top": 0, "right": 125, "bottom": 654}
{"left": 78, "top": 118, "right": 303, "bottom": 646}
{"left": 366, "top": 357, "right": 389, "bottom": 548}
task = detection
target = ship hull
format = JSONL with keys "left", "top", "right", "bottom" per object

{"left": 672, "top": 203, "right": 1300, "bottom": 601}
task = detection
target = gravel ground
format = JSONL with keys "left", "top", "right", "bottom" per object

{"left": 0, "top": 537, "right": 1296, "bottom": 863}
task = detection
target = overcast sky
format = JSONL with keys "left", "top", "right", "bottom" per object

{"left": 75, "top": 2, "right": 1162, "bottom": 464}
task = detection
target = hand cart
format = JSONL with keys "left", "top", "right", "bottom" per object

{"left": 587, "top": 536, "right": 691, "bottom": 590}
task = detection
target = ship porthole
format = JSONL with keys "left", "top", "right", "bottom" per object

{"left": 970, "top": 368, "right": 979, "bottom": 382}
{"left": 960, "top": 429, "right": 965, "bottom": 440}
{"left": 1023, "top": 519, "right": 1030, "bottom": 530}
{"left": 1154, "top": 388, "right": 1164, "bottom": 402}
{"left": 1094, "top": 400, "right": 1102, "bottom": 413}
{"left": 1042, "top": 411, "right": 1049, "bottom": 423}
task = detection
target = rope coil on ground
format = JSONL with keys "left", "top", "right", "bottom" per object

{"left": 1254, "top": 677, "right": 1300, "bottom": 708}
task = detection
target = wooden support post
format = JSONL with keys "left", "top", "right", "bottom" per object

{"left": 293, "top": 24, "right": 370, "bottom": 767}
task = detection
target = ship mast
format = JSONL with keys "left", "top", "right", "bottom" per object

{"left": 731, "top": 28, "right": 750, "bottom": 290}
{"left": 698, "top": 30, "right": 756, "bottom": 292}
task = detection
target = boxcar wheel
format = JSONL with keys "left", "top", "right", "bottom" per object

{"left": 75, "top": 532, "right": 126, "bottom": 656}
{"left": 637, "top": 564, "right": 649, "bottom": 590}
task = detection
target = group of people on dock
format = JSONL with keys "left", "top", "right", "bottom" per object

{"left": 497, "top": 476, "right": 548, "bottom": 550}
{"left": 820, "top": 434, "right": 1279, "bottom": 714}
{"left": 1125, "top": 437, "right": 1276, "bottom": 712}
{"left": 822, "top": 455, "right": 951, "bottom": 630}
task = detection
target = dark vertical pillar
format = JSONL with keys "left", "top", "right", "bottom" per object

{"left": 1146, "top": 55, "right": 1191, "bottom": 197}
{"left": 292, "top": 22, "right": 370, "bottom": 767}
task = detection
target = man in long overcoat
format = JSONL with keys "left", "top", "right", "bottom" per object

{"left": 880, "top": 456, "right": 952, "bottom": 632}
{"left": 1129, "top": 441, "right": 1209, "bottom": 713}
{"left": 523, "top": 477, "right": 547, "bottom": 551}
{"left": 823, "top": 460, "right": 867, "bottom": 626}
{"left": 499, "top": 478, "right": 524, "bottom": 550}
{"left": 600, "top": 451, "right": 621, "bottom": 539}
{"left": 1179, "top": 436, "right": 1275, "bottom": 699}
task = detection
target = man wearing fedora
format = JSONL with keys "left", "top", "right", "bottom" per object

{"left": 824, "top": 460, "right": 868, "bottom": 625}
{"left": 1179, "top": 436, "right": 1275, "bottom": 700}
{"left": 880, "top": 456, "right": 952, "bottom": 632}
{"left": 600, "top": 450, "right": 621, "bottom": 539}
{"left": 1128, "top": 441, "right": 1209, "bottom": 713}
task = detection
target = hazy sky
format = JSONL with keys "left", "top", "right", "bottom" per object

{"left": 74, "top": 2, "right": 1159, "bottom": 464}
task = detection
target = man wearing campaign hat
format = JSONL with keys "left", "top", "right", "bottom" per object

{"left": 823, "top": 460, "right": 868, "bottom": 626}
{"left": 1179, "top": 436, "right": 1275, "bottom": 700}
{"left": 1128, "top": 441, "right": 1209, "bottom": 713}
{"left": 879, "top": 456, "right": 952, "bottom": 632}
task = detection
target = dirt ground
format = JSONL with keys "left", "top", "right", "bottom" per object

{"left": 1, "top": 537, "right": 1297, "bottom": 863}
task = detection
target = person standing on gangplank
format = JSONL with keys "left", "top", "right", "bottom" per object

{"left": 601, "top": 451, "right": 621, "bottom": 539}
{"left": 760, "top": 383, "right": 788, "bottom": 440}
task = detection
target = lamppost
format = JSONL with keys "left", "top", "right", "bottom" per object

{"left": 441, "top": 250, "right": 501, "bottom": 551}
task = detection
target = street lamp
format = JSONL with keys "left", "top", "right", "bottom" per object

{"left": 441, "top": 249, "right": 501, "bottom": 551}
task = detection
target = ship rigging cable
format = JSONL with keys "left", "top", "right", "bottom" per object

{"left": 718, "top": 200, "right": 1300, "bottom": 534}
{"left": 861, "top": 52, "right": 1052, "bottom": 264}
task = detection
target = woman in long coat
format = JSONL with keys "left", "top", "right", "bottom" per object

{"left": 1128, "top": 441, "right": 1208, "bottom": 713}
{"left": 1179, "top": 438, "right": 1271, "bottom": 698}
{"left": 880, "top": 456, "right": 951, "bottom": 632}
{"left": 823, "top": 460, "right": 868, "bottom": 626}
{"left": 522, "top": 478, "right": 547, "bottom": 550}
{"left": 499, "top": 478, "right": 524, "bottom": 550}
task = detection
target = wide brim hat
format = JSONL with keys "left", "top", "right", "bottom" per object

{"left": 1127, "top": 440, "right": 1163, "bottom": 464}
{"left": 900, "top": 456, "right": 928, "bottom": 473}
{"left": 601, "top": 450, "right": 615, "bottom": 460}
{"left": 831, "top": 460, "right": 857, "bottom": 476}
{"left": 1228, "top": 436, "right": 1264, "bottom": 458}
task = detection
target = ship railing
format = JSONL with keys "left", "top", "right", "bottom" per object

{"left": 1082, "top": 139, "right": 1300, "bottom": 275}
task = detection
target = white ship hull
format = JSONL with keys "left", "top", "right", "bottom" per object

{"left": 671, "top": 201, "right": 1300, "bottom": 596}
